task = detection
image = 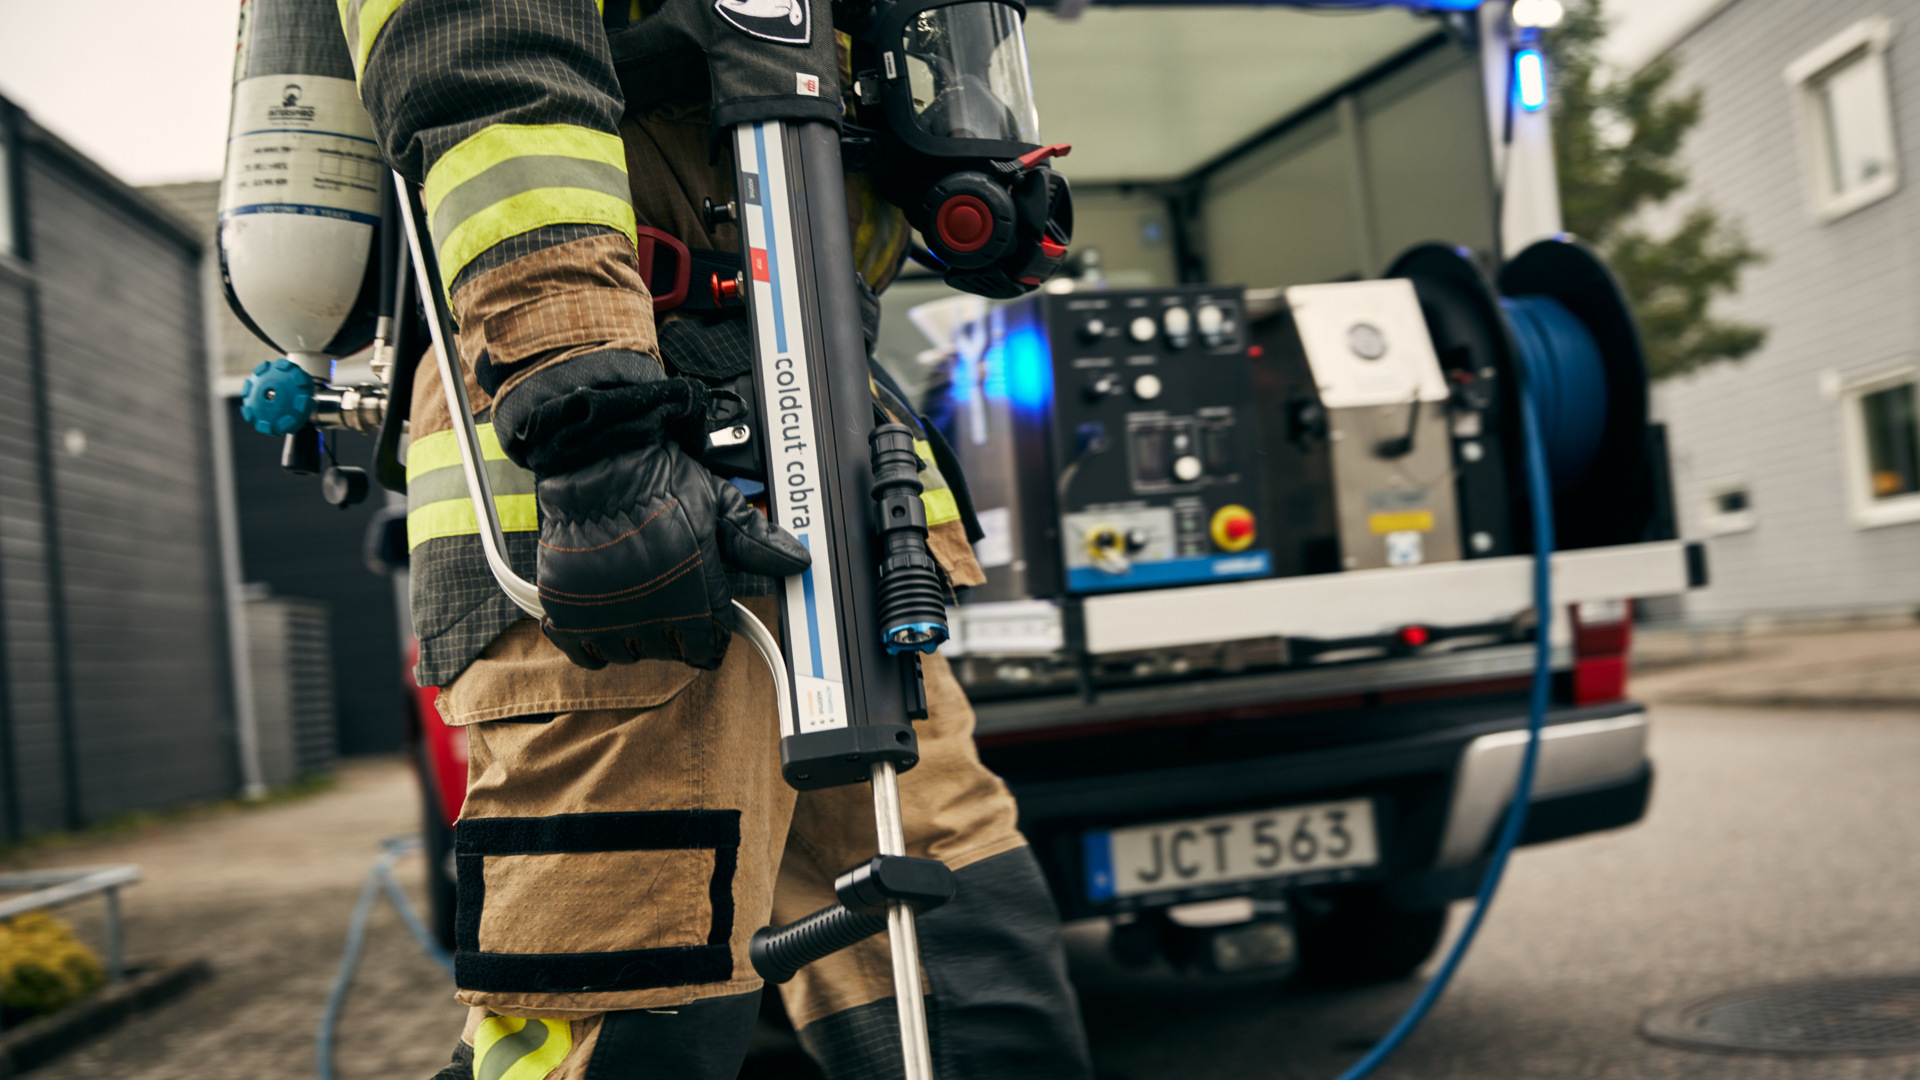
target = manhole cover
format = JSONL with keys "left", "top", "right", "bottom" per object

{"left": 1643, "top": 976, "right": 1920, "bottom": 1056}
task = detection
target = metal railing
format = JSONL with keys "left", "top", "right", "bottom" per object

{"left": 0, "top": 865, "right": 142, "bottom": 991}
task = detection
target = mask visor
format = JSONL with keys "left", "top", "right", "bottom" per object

{"left": 897, "top": 2, "right": 1041, "bottom": 148}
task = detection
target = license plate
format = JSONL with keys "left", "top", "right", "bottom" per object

{"left": 1084, "top": 798, "right": 1379, "bottom": 901}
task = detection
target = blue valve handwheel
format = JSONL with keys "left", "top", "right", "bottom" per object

{"left": 239, "top": 357, "right": 317, "bottom": 436}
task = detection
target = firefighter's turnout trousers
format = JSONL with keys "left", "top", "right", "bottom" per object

{"left": 351, "top": 1, "right": 1092, "bottom": 1076}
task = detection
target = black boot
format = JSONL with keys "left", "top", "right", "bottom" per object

{"left": 798, "top": 847, "right": 1095, "bottom": 1080}
{"left": 430, "top": 1041, "right": 473, "bottom": 1080}
{"left": 582, "top": 990, "right": 763, "bottom": 1080}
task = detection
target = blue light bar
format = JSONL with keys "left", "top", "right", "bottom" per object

{"left": 1051, "top": 1, "right": 1485, "bottom": 9}
{"left": 1286, "top": 0, "right": 1481, "bottom": 8}
{"left": 1515, "top": 48, "right": 1547, "bottom": 111}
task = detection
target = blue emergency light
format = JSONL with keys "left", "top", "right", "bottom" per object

{"left": 1515, "top": 48, "right": 1548, "bottom": 110}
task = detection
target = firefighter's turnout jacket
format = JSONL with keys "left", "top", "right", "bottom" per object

{"left": 343, "top": 1, "right": 1091, "bottom": 1076}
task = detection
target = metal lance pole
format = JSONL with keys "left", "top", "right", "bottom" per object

{"left": 728, "top": 118, "right": 940, "bottom": 1080}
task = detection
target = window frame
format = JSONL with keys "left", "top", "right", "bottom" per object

{"left": 1838, "top": 364, "right": 1920, "bottom": 529}
{"left": 1785, "top": 17, "right": 1900, "bottom": 223}
{"left": 0, "top": 101, "right": 18, "bottom": 261}
{"left": 1700, "top": 480, "right": 1756, "bottom": 537}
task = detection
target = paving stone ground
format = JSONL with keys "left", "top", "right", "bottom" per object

{"left": 21, "top": 760, "right": 463, "bottom": 1080}
{"left": 10, "top": 624, "right": 1917, "bottom": 1078}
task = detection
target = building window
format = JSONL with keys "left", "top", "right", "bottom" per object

{"left": 1787, "top": 18, "right": 1899, "bottom": 222}
{"left": 1701, "top": 483, "right": 1755, "bottom": 536}
{"left": 1862, "top": 383, "right": 1920, "bottom": 497}
{"left": 1840, "top": 368, "right": 1920, "bottom": 528}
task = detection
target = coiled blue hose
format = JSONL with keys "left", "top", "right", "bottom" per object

{"left": 1501, "top": 295, "right": 1610, "bottom": 491}
{"left": 1333, "top": 312, "right": 1575, "bottom": 1080}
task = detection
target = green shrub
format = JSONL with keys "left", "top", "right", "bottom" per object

{"left": 0, "top": 911, "right": 105, "bottom": 1022}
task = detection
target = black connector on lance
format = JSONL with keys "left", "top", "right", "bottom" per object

{"left": 869, "top": 424, "right": 949, "bottom": 655}
{"left": 749, "top": 854, "right": 955, "bottom": 984}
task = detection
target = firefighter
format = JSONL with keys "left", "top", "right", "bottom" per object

{"left": 339, "top": 0, "right": 1092, "bottom": 1076}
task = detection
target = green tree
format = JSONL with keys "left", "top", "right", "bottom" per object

{"left": 1544, "top": 0, "right": 1766, "bottom": 380}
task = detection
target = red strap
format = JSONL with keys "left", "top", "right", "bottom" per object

{"left": 634, "top": 226, "right": 691, "bottom": 310}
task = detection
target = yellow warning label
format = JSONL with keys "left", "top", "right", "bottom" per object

{"left": 1368, "top": 511, "right": 1434, "bottom": 535}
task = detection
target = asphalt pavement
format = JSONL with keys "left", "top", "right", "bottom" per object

{"left": 1066, "top": 701, "right": 1920, "bottom": 1079}
{"left": 14, "top": 631, "right": 1920, "bottom": 1079}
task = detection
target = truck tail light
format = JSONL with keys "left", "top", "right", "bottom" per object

{"left": 1569, "top": 599, "right": 1632, "bottom": 704}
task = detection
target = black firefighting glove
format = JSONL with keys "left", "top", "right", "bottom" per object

{"left": 493, "top": 350, "right": 809, "bottom": 671}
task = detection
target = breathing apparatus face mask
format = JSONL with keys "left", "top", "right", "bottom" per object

{"left": 848, "top": 0, "right": 1073, "bottom": 298}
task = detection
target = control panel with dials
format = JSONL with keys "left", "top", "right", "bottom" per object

{"left": 935, "top": 286, "right": 1272, "bottom": 598}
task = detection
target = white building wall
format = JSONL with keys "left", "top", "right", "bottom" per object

{"left": 1653, "top": 0, "right": 1920, "bottom": 619}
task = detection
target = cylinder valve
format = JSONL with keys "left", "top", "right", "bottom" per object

{"left": 239, "top": 358, "right": 317, "bottom": 436}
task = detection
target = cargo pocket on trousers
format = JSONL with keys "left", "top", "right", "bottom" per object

{"left": 454, "top": 811, "right": 741, "bottom": 994}
{"left": 435, "top": 620, "right": 706, "bottom": 725}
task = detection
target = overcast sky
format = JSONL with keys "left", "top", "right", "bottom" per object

{"left": 0, "top": 0, "right": 1723, "bottom": 187}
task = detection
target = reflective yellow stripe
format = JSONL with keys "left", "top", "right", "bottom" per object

{"left": 424, "top": 125, "right": 636, "bottom": 288}
{"left": 339, "top": 0, "right": 408, "bottom": 80}
{"left": 408, "top": 495, "right": 538, "bottom": 551}
{"left": 921, "top": 487, "right": 959, "bottom": 527}
{"left": 474, "top": 1017, "right": 572, "bottom": 1080}
{"left": 342, "top": 1, "right": 603, "bottom": 80}
{"left": 438, "top": 188, "right": 635, "bottom": 289}
{"left": 425, "top": 126, "right": 627, "bottom": 209}
{"left": 407, "top": 425, "right": 510, "bottom": 481}
{"left": 909, "top": 439, "right": 959, "bottom": 524}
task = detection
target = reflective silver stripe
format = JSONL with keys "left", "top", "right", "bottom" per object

{"left": 406, "top": 458, "right": 536, "bottom": 509}
{"left": 427, "top": 155, "right": 633, "bottom": 254}
{"left": 340, "top": 0, "right": 362, "bottom": 68}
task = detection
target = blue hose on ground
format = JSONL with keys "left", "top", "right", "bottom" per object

{"left": 317, "top": 835, "right": 455, "bottom": 1080}
{"left": 1331, "top": 382, "right": 1559, "bottom": 1080}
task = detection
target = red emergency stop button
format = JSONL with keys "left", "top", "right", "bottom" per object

{"left": 1210, "top": 504, "right": 1257, "bottom": 552}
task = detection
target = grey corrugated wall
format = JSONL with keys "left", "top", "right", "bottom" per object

{"left": 0, "top": 100, "right": 236, "bottom": 834}
{"left": 1651, "top": 0, "right": 1920, "bottom": 619}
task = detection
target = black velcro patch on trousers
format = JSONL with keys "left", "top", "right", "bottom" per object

{"left": 455, "top": 810, "right": 742, "bottom": 993}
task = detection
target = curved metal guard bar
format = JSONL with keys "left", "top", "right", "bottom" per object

{"left": 391, "top": 171, "right": 794, "bottom": 740}
{"left": 394, "top": 172, "right": 542, "bottom": 619}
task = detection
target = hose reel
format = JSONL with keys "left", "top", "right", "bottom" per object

{"left": 1389, "top": 238, "right": 1662, "bottom": 553}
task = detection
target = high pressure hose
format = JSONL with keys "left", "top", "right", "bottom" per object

{"left": 1331, "top": 321, "right": 1563, "bottom": 1080}
{"left": 317, "top": 836, "right": 455, "bottom": 1080}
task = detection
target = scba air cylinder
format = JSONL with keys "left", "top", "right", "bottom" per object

{"left": 219, "top": 0, "right": 381, "bottom": 379}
